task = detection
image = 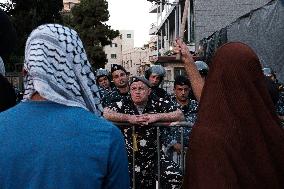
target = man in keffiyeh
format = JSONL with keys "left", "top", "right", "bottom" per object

{"left": 0, "top": 24, "right": 130, "bottom": 189}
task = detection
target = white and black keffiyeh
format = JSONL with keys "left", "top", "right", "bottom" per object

{"left": 0, "top": 56, "right": 5, "bottom": 76}
{"left": 23, "top": 24, "right": 102, "bottom": 116}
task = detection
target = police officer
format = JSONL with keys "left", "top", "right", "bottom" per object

{"left": 162, "top": 75, "right": 199, "bottom": 167}
{"left": 145, "top": 65, "right": 171, "bottom": 100}
{"left": 96, "top": 68, "right": 112, "bottom": 97}
{"left": 101, "top": 64, "right": 130, "bottom": 107}
{"left": 103, "top": 76, "right": 184, "bottom": 189}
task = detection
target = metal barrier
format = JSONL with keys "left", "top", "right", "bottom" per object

{"left": 113, "top": 121, "right": 194, "bottom": 189}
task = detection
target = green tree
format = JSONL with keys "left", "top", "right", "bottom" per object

{"left": 70, "top": 0, "right": 119, "bottom": 69}
{"left": 1, "top": 0, "right": 63, "bottom": 71}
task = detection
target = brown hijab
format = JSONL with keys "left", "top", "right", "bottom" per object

{"left": 183, "top": 42, "right": 284, "bottom": 189}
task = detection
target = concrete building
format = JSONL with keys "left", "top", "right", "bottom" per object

{"left": 63, "top": 0, "right": 80, "bottom": 12}
{"left": 104, "top": 30, "right": 153, "bottom": 77}
{"left": 122, "top": 47, "right": 150, "bottom": 77}
{"left": 104, "top": 30, "right": 156, "bottom": 76}
{"left": 104, "top": 30, "right": 134, "bottom": 71}
{"left": 149, "top": 0, "right": 270, "bottom": 81}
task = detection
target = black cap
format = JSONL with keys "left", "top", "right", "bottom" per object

{"left": 130, "top": 76, "right": 151, "bottom": 88}
{"left": 111, "top": 64, "right": 127, "bottom": 74}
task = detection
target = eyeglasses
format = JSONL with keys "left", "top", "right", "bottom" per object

{"left": 130, "top": 87, "right": 147, "bottom": 92}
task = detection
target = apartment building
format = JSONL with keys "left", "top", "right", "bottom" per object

{"left": 104, "top": 30, "right": 134, "bottom": 71}
{"left": 122, "top": 47, "right": 150, "bottom": 77}
{"left": 104, "top": 30, "right": 152, "bottom": 77}
{"left": 63, "top": 0, "right": 80, "bottom": 12}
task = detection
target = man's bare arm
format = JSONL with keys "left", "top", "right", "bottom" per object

{"left": 175, "top": 39, "right": 204, "bottom": 101}
{"left": 103, "top": 107, "right": 149, "bottom": 125}
{"left": 146, "top": 109, "right": 185, "bottom": 124}
{"left": 103, "top": 107, "right": 131, "bottom": 122}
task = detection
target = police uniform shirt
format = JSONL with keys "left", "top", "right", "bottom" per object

{"left": 162, "top": 96, "right": 198, "bottom": 150}
{"left": 98, "top": 86, "right": 112, "bottom": 98}
{"left": 101, "top": 87, "right": 130, "bottom": 108}
{"left": 150, "top": 86, "right": 171, "bottom": 100}
{"left": 107, "top": 97, "right": 182, "bottom": 188}
{"left": 108, "top": 97, "right": 178, "bottom": 155}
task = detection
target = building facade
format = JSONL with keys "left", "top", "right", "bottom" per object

{"left": 149, "top": 0, "right": 270, "bottom": 81}
{"left": 122, "top": 47, "right": 150, "bottom": 77}
{"left": 104, "top": 30, "right": 135, "bottom": 71}
{"left": 63, "top": 0, "right": 80, "bottom": 12}
{"left": 104, "top": 30, "right": 153, "bottom": 77}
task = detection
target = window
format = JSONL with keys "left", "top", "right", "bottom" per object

{"left": 189, "top": 0, "right": 195, "bottom": 42}
{"left": 174, "top": 67, "right": 186, "bottom": 78}
{"left": 127, "top": 34, "right": 132, "bottom": 38}
{"left": 113, "top": 43, "right": 118, "bottom": 47}
{"left": 111, "top": 54, "right": 117, "bottom": 59}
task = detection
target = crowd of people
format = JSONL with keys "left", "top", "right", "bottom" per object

{"left": 0, "top": 9, "right": 284, "bottom": 189}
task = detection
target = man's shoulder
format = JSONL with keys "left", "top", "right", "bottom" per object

{"left": 107, "top": 97, "right": 133, "bottom": 112}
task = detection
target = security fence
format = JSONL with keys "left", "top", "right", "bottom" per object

{"left": 113, "top": 121, "right": 193, "bottom": 189}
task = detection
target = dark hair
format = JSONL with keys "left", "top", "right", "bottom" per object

{"left": 174, "top": 75, "right": 191, "bottom": 88}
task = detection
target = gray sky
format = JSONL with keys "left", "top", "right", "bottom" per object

{"left": 106, "top": 0, "right": 156, "bottom": 47}
{"left": 0, "top": 0, "right": 156, "bottom": 47}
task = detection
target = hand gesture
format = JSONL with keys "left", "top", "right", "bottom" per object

{"left": 174, "top": 38, "right": 195, "bottom": 65}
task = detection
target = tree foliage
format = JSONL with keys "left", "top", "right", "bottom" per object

{"left": 0, "top": 0, "right": 63, "bottom": 71}
{"left": 70, "top": 0, "right": 119, "bottom": 69}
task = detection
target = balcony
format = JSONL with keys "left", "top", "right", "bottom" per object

{"left": 149, "top": 4, "right": 164, "bottom": 13}
{"left": 149, "top": 23, "right": 158, "bottom": 35}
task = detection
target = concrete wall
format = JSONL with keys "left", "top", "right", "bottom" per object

{"left": 194, "top": 0, "right": 271, "bottom": 45}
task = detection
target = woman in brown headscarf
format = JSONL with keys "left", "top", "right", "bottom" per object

{"left": 180, "top": 42, "right": 284, "bottom": 189}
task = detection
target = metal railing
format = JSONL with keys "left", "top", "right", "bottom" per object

{"left": 113, "top": 121, "right": 193, "bottom": 189}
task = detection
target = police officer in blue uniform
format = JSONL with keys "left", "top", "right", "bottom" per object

{"left": 96, "top": 68, "right": 113, "bottom": 97}
{"left": 145, "top": 65, "right": 171, "bottom": 100}
{"left": 103, "top": 76, "right": 184, "bottom": 189}
{"left": 101, "top": 64, "right": 130, "bottom": 107}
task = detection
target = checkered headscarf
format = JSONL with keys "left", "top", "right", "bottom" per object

{"left": 23, "top": 24, "right": 102, "bottom": 116}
